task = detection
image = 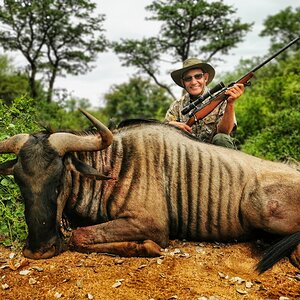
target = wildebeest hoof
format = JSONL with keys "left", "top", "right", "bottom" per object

{"left": 23, "top": 246, "right": 57, "bottom": 260}
{"left": 138, "top": 240, "right": 163, "bottom": 257}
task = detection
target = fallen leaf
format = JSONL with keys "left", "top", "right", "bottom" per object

{"left": 236, "top": 288, "right": 248, "bottom": 295}
{"left": 9, "top": 259, "right": 29, "bottom": 271}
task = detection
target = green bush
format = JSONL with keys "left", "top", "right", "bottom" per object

{"left": 242, "top": 109, "right": 300, "bottom": 161}
{"left": 235, "top": 92, "right": 271, "bottom": 145}
{"left": 0, "top": 95, "right": 40, "bottom": 247}
{"left": 0, "top": 177, "right": 27, "bottom": 247}
{"left": 233, "top": 49, "right": 300, "bottom": 158}
{"left": 36, "top": 98, "right": 105, "bottom": 130}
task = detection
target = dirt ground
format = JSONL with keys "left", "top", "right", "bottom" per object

{"left": 0, "top": 240, "right": 299, "bottom": 300}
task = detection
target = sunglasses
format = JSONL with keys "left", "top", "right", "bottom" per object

{"left": 182, "top": 73, "right": 204, "bottom": 82}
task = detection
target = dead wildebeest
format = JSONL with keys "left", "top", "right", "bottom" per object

{"left": 0, "top": 109, "right": 299, "bottom": 273}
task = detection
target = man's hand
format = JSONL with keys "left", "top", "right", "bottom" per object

{"left": 168, "top": 121, "right": 192, "bottom": 133}
{"left": 225, "top": 83, "right": 245, "bottom": 103}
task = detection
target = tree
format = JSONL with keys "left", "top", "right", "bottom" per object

{"left": 113, "top": 38, "right": 176, "bottom": 99}
{"left": 0, "top": 0, "right": 107, "bottom": 102}
{"left": 112, "top": 0, "right": 252, "bottom": 99}
{"left": 260, "top": 6, "right": 300, "bottom": 53}
{"left": 102, "top": 76, "right": 172, "bottom": 125}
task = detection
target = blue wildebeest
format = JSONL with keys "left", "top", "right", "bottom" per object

{"left": 0, "top": 110, "right": 299, "bottom": 273}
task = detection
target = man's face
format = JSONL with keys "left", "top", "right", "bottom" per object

{"left": 181, "top": 68, "right": 209, "bottom": 97}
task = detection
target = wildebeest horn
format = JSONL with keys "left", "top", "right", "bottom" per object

{"left": 79, "top": 108, "right": 113, "bottom": 150}
{"left": 48, "top": 109, "right": 113, "bottom": 155}
{"left": 0, "top": 134, "right": 29, "bottom": 154}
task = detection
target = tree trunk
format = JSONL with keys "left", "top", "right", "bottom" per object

{"left": 29, "top": 65, "right": 38, "bottom": 99}
{"left": 47, "top": 66, "right": 58, "bottom": 103}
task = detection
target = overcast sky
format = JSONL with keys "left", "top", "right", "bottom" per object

{"left": 13, "top": 0, "right": 300, "bottom": 108}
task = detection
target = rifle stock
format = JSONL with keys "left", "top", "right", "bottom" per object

{"left": 185, "top": 36, "right": 300, "bottom": 127}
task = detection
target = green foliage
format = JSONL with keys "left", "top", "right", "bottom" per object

{"left": 102, "top": 76, "right": 172, "bottom": 125}
{"left": 0, "top": 96, "right": 40, "bottom": 247}
{"left": 234, "top": 93, "right": 270, "bottom": 145}
{"left": 113, "top": 38, "right": 160, "bottom": 72}
{"left": 0, "top": 55, "right": 30, "bottom": 104}
{"left": 260, "top": 6, "right": 300, "bottom": 53}
{"left": 237, "top": 7, "right": 300, "bottom": 161}
{"left": 233, "top": 49, "right": 300, "bottom": 159}
{"left": 112, "top": 37, "right": 177, "bottom": 99}
{"left": 0, "top": 73, "right": 29, "bottom": 105}
{"left": 36, "top": 98, "right": 100, "bottom": 130}
{"left": 0, "top": 177, "right": 27, "bottom": 247}
{"left": 146, "top": 0, "right": 252, "bottom": 61}
{"left": 0, "top": 96, "right": 40, "bottom": 136}
{"left": 242, "top": 110, "right": 300, "bottom": 161}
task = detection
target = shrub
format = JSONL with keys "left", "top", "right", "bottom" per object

{"left": 242, "top": 109, "right": 300, "bottom": 161}
{"left": 0, "top": 95, "right": 39, "bottom": 247}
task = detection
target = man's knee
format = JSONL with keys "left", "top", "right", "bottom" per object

{"left": 212, "top": 133, "right": 236, "bottom": 149}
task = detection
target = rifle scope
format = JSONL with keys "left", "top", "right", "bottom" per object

{"left": 181, "top": 81, "right": 225, "bottom": 115}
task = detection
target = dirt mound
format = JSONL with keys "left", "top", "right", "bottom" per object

{"left": 0, "top": 241, "right": 299, "bottom": 299}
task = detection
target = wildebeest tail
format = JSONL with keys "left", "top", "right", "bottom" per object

{"left": 256, "top": 231, "right": 300, "bottom": 274}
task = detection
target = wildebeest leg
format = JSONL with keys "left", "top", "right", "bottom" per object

{"left": 69, "top": 218, "right": 168, "bottom": 257}
{"left": 70, "top": 240, "right": 162, "bottom": 257}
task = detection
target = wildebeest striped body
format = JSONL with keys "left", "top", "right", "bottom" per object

{"left": 63, "top": 123, "right": 299, "bottom": 249}
{"left": 1, "top": 111, "right": 300, "bottom": 272}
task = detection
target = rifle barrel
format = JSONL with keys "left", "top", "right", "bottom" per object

{"left": 250, "top": 36, "right": 300, "bottom": 73}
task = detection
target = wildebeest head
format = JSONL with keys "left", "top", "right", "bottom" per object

{"left": 0, "top": 110, "right": 113, "bottom": 259}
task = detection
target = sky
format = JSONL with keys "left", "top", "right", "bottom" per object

{"left": 12, "top": 0, "right": 300, "bottom": 108}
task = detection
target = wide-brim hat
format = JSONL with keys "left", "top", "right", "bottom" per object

{"left": 171, "top": 58, "right": 215, "bottom": 88}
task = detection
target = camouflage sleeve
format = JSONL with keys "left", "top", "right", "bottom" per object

{"left": 164, "top": 100, "right": 181, "bottom": 122}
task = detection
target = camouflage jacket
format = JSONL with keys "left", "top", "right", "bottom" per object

{"left": 165, "top": 93, "right": 235, "bottom": 143}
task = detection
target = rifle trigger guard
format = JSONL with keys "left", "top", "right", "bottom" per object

{"left": 244, "top": 81, "right": 251, "bottom": 87}
{"left": 193, "top": 114, "right": 198, "bottom": 123}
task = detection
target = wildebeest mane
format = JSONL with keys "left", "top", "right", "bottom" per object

{"left": 117, "top": 118, "right": 161, "bottom": 128}
{"left": 281, "top": 156, "right": 300, "bottom": 172}
{"left": 116, "top": 118, "right": 202, "bottom": 143}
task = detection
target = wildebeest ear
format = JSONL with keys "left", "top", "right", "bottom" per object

{"left": 0, "top": 158, "right": 18, "bottom": 175}
{"left": 71, "top": 156, "right": 113, "bottom": 180}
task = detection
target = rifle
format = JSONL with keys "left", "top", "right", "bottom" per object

{"left": 183, "top": 36, "right": 300, "bottom": 127}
